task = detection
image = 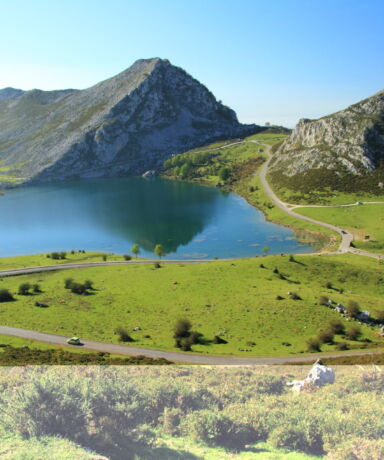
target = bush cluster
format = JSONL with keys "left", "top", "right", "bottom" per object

{"left": 173, "top": 319, "right": 203, "bottom": 351}
{"left": 64, "top": 278, "right": 94, "bottom": 295}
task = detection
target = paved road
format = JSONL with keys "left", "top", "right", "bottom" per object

{"left": 259, "top": 145, "right": 383, "bottom": 259}
{"left": 1, "top": 325, "right": 383, "bottom": 365}
{"left": 0, "top": 259, "right": 209, "bottom": 278}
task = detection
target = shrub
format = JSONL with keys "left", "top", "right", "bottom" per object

{"left": 18, "top": 283, "right": 31, "bottom": 295}
{"left": 50, "top": 252, "right": 60, "bottom": 260}
{"left": 213, "top": 335, "right": 228, "bottom": 344}
{"left": 319, "top": 295, "right": 329, "bottom": 306}
{"left": 328, "top": 319, "right": 345, "bottom": 334}
{"left": 376, "top": 310, "right": 384, "bottom": 322}
{"left": 35, "top": 301, "right": 49, "bottom": 308}
{"left": 59, "top": 251, "right": 66, "bottom": 259}
{"left": 174, "top": 319, "right": 192, "bottom": 339}
{"left": 273, "top": 267, "right": 279, "bottom": 274}
{"left": 0, "top": 289, "right": 14, "bottom": 302}
{"left": 102, "top": 255, "right": 107, "bottom": 261}
{"left": 335, "top": 342, "right": 349, "bottom": 350}
{"left": 153, "top": 262, "right": 161, "bottom": 269}
{"left": 276, "top": 295, "right": 284, "bottom": 300}
{"left": 32, "top": 284, "right": 42, "bottom": 293}
{"left": 268, "top": 425, "right": 311, "bottom": 453}
{"left": 325, "top": 281, "right": 333, "bottom": 289}
{"left": 345, "top": 325, "right": 362, "bottom": 341}
{"left": 123, "top": 254, "right": 132, "bottom": 261}
{"left": 307, "top": 337, "right": 321, "bottom": 352}
{"left": 83, "top": 280, "right": 94, "bottom": 290}
{"left": 70, "top": 282, "right": 88, "bottom": 295}
{"left": 64, "top": 278, "right": 74, "bottom": 289}
{"left": 289, "top": 292, "right": 302, "bottom": 300}
{"left": 162, "top": 407, "right": 183, "bottom": 436}
{"left": 115, "top": 326, "right": 133, "bottom": 342}
{"left": 318, "top": 329, "right": 334, "bottom": 344}
{"left": 326, "top": 438, "right": 384, "bottom": 460}
{"left": 181, "top": 410, "right": 256, "bottom": 450}
{"left": 347, "top": 300, "right": 361, "bottom": 318}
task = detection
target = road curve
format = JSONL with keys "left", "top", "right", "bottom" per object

{"left": 259, "top": 145, "right": 384, "bottom": 259}
{"left": 1, "top": 325, "right": 383, "bottom": 365}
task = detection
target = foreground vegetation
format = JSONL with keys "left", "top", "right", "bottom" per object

{"left": 0, "top": 366, "right": 382, "bottom": 459}
{"left": 0, "top": 253, "right": 382, "bottom": 357}
{"left": 296, "top": 204, "right": 384, "bottom": 254}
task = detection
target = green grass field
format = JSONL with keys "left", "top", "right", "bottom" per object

{"left": 0, "top": 250, "right": 128, "bottom": 270}
{"left": 271, "top": 185, "right": 384, "bottom": 206}
{"left": 296, "top": 204, "right": 384, "bottom": 254}
{"left": 0, "top": 253, "right": 382, "bottom": 357}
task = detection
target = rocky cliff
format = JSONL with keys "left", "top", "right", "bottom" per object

{"left": 0, "top": 58, "right": 257, "bottom": 186}
{"left": 270, "top": 90, "right": 384, "bottom": 178}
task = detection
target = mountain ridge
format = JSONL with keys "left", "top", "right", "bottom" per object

{"left": 0, "top": 58, "right": 258, "bottom": 186}
{"left": 270, "top": 89, "right": 384, "bottom": 177}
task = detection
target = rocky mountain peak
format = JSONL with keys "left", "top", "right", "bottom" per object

{"left": 0, "top": 59, "right": 257, "bottom": 186}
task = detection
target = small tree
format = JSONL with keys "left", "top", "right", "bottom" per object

{"left": 32, "top": 284, "right": 42, "bottom": 294}
{"left": 346, "top": 300, "right": 361, "bottom": 318}
{"left": 319, "top": 296, "right": 329, "bottom": 306}
{"left": 218, "top": 166, "right": 230, "bottom": 182}
{"left": 318, "top": 329, "right": 334, "bottom": 344}
{"left": 131, "top": 244, "right": 140, "bottom": 258}
{"left": 154, "top": 244, "right": 166, "bottom": 260}
{"left": 0, "top": 289, "right": 14, "bottom": 302}
{"left": 174, "top": 319, "right": 192, "bottom": 339}
{"left": 83, "top": 280, "right": 94, "bottom": 290}
{"left": 328, "top": 319, "right": 345, "bottom": 335}
{"left": 376, "top": 310, "right": 384, "bottom": 322}
{"left": 64, "top": 278, "right": 74, "bottom": 289}
{"left": 102, "top": 255, "right": 107, "bottom": 261}
{"left": 262, "top": 245, "right": 270, "bottom": 256}
{"left": 115, "top": 326, "right": 133, "bottom": 342}
{"left": 307, "top": 337, "right": 321, "bottom": 352}
{"left": 345, "top": 326, "right": 361, "bottom": 341}
{"left": 70, "top": 282, "right": 88, "bottom": 295}
{"left": 18, "top": 283, "right": 31, "bottom": 295}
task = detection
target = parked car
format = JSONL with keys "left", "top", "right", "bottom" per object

{"left": 356, "top": 201, "right": 364, "bottom": 205}
{"left": 67, "top": 337, "right": 81, "bottom": 345}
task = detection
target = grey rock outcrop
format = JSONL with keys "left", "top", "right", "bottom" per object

{"left": 270, "top": 90, "right": 384, "bottom": 177}
{"left": 0, "top": 58, "right": 257, "bottom": 186}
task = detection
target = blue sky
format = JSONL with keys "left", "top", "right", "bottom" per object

{"left": 0, "top": 0, "right": 383, "bottom": 127}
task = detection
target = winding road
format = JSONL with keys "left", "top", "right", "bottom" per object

{"left": 0, "top": 325, "right": 383, "bottom": 364}
{"left": 0, "top": 143, "right": 382, "bottom": 363}
{"left": 259, "top": 143, "right": 383, "bottom": 259}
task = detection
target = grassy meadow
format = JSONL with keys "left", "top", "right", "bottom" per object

{"left": 296, "top": 204, "right": 384, "bottom": 254}
{"left": 0, "top": 253, "right": 383, "bottom": 357}
{"left": 0, "top": 250, "right": 129, "bottom": 271}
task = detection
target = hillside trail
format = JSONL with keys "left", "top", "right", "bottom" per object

{"left": 255, "top": 141, "right": 383, "bottom": 260}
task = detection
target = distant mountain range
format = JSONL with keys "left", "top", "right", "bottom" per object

{"left": 269, "top": 90, "right": 384, "bottom": 192}
{"left": 0, "top": 58, "right": 258, "bottom": 186}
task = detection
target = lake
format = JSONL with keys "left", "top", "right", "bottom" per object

{"left": 0, "top": 177, "right": 313, "bottom": 259}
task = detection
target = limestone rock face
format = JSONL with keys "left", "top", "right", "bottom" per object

{"left": 270, "top": 90, "right": 384, "bottom": 176}
{"left": 0, "top": 58, "right": 257, "bottom": 186}
{"left": 288, "top": 360, "right": 335, "bottom": 392}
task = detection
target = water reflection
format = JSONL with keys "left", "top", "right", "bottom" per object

{"left": 0, "top": 177, "right": 313, "bottom": 258}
